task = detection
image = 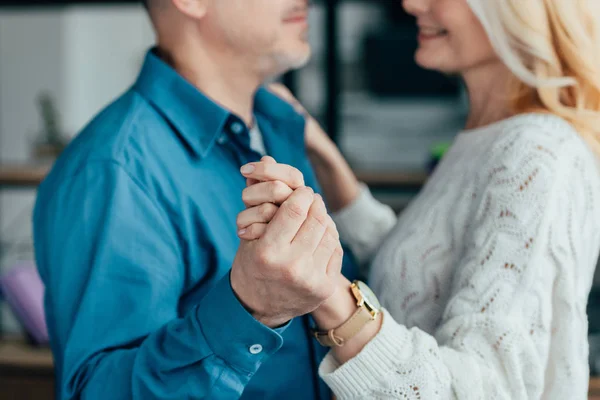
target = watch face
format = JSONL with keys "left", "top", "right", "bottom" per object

{"left": 356, "top": 281, "right": 381, "bottom": 310}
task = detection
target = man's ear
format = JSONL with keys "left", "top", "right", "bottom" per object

{"left": 171, "top": 0, "right": 208, "bottom": 19}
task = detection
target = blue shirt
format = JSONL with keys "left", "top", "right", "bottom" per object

{"left": 33, "top": 50, "right": 356, "bottom": 400}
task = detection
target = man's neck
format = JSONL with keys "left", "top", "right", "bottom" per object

{"left": 157, "top": 42, "right": 263, "bottom": 126}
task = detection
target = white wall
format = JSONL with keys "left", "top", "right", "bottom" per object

{"left": 0, "top": 10, "right": 66, "bottom": 162}
{"left": 0, "top": 5, "right": 153, "bottom": 334}
{"left": 62, "top": 6, "right": 154, "bottom": 134}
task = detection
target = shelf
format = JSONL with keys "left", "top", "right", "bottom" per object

{"left": 0, "top": 164, "right": 427, "bottom": 190}
{"left": 591, "top": 378, "right": 600, "bottom": 399}
{"left": 355, "top": 170, "right": 428, "bottom": 189}
{"left": 0, "top": 338, "right": 53, "bottom": 371}
{"left": 0, "top": 165, "right": 49, "bottom": 188}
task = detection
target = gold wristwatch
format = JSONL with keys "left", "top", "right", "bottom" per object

{"left": 313, "top": 280, "right": 382, "bottom": 347}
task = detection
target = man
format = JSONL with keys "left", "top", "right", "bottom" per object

{"left": 33, "top": 0, "right": 356, "bottom": 398}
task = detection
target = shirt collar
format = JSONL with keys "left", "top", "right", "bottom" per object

{"left": 133, "top": 49, "right": 305, "bottom": 159}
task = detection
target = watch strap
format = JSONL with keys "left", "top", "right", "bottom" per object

{"left": 313, "top": 305, "right": 376, "bottom": 347}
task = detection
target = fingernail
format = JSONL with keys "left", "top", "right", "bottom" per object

{"left": 238, "top": 229, "right": 247, "bottom": 236}
{"left": 241, "top": 164, "right": 255, "bottom": 174}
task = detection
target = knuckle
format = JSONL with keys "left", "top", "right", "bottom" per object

{"left": 283, "top": 201, "right": 307, "bottom": 219}
{"left": 262, "top": 155, "right": 276, "bottom": 163}
{"left": 253, "top": 162, "right": 265, "bottom": 175}
{"left": 295, "top": 186, "right": 314, "bottom": 201}
{"left": 258, "top": 203, "right": 274, "bottom": 220}
{"left": 311, "top": 213, "right": 328, "bottom": 228}
{"left": 236, "top": 213, "right": 245, "bottom": 228}
{"left": 289, "top": 168, "right": 304, "bottom": 187}
{"left": 271, "top": 180, "right": 289, "bottom": 198}
{"left": 281, "top": 264, "right": 301, "bottom": 284}
{"left": 297, "top": 185, "right": 312, "bottom": 194}
{"left": 241, "top": 188, "right": 252, "bottom": 204}
{"left": 257, "top": 245, "right": 277, "bottom": 266}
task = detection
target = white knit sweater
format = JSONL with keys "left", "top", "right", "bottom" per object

{"left": 323, "top": 114, "right": 600, "bottom": 399}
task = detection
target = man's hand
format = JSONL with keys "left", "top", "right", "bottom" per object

{"left": 231, "top": 161, "right": 344, "bottom": 328}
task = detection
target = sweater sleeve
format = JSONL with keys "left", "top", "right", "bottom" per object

{"left": 332, "top": 184, "right": 397, "bottom": 267}
{"left": 320, "top": 128, "right": 599, "bottom": 399}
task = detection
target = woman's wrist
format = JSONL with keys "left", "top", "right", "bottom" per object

{"left": 312, "top": 277, "right": 355, "bottom": 331}
{"left": 312, "top": 276, "right": 384, "bottom": 364}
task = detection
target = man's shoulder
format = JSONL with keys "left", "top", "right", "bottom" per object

{"left": 41, "top": 90, "right": 166, "bottom": 192}
{"left": 78, "top": 89, "right": 161, "bottom": 157}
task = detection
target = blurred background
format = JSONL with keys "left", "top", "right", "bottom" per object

{"left": 0, "top": 1, "right": 597, "bottom": 399}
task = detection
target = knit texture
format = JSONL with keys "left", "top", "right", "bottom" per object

{"left": 325, "top": 114, "right": 600, "bottom": 399}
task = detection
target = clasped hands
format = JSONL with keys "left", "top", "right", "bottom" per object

{"left": 230, "top": 156, "right": 352, "bottom": 329}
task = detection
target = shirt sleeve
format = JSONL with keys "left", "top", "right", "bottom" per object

{"left": 320, "top": 131, "right": 600, "bottom": 399}
{"left": 33, "top": 160, "right": 284, "bottom": 400}
{"left": 331, "top": 184, "right": 397, "bottom": 267}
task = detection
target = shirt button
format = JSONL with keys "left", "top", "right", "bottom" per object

{"left": 249, "top": 344, "right": 263, "bottom": 355}
{"left": 231, "top": 122, "right": 244, "bottom": 135}
{"left": 217, "top": 134, "right": 228, "bottom": 145}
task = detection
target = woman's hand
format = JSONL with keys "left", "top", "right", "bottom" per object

{"left": 268, "top": 84, "right": 361, "bottom": 212}
{"left": 268, "top": 83, "right": 333, "bottom": 154}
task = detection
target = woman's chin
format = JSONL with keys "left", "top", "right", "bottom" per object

{"left": 415, "top": 54, "right": 459, "bottom": 75}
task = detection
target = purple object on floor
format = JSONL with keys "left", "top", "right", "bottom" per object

{"left": 0, "top": 261, "right": 49, "bottom": 344}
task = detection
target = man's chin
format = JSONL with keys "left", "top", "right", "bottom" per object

{"left": 289, "top": 51, "right": 312, "bottom": 70}
{"left": 276, "top": 47, "right": 312, "bottom": 72}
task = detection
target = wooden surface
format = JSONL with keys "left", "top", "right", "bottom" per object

{"left": 0, "top": 339, "right": 54, "bottom": 400}
{"left": 0, "top": 163, "right": 428, "bottom": 189}
{"left": 0, "top": 164, "right": 50, "bottom": 187}
{"left": 355, "top": 170, "right": 428, "bottom": 188}
{"left": 0, "top": 339, "right": 53, "bottom": 369}
{"left": 591, "top": 377, "right": 600, "bottom": 399}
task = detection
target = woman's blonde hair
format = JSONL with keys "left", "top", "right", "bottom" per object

{"left": 467, "top": 0, "right": 600, "bottom": 154}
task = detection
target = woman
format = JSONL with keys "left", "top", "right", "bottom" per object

{"left": 240, "top": 0, "right": 600, "bottom": 398}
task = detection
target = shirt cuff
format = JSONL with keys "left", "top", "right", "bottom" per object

{"left": 196, "top": 272, "right": 286, "bottom": 375}
{"left": 331, "top": 184, "right": 397, "bottom": 267}
{"left": 319, "top": 310, "right": 411, "bottom": 399}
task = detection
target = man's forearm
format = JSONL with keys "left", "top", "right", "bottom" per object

{"left": 62, "top": 274, "right": 284, "bottom": 400}
{"left": 71, "top": 319, "right": 248, "bottom": 400}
